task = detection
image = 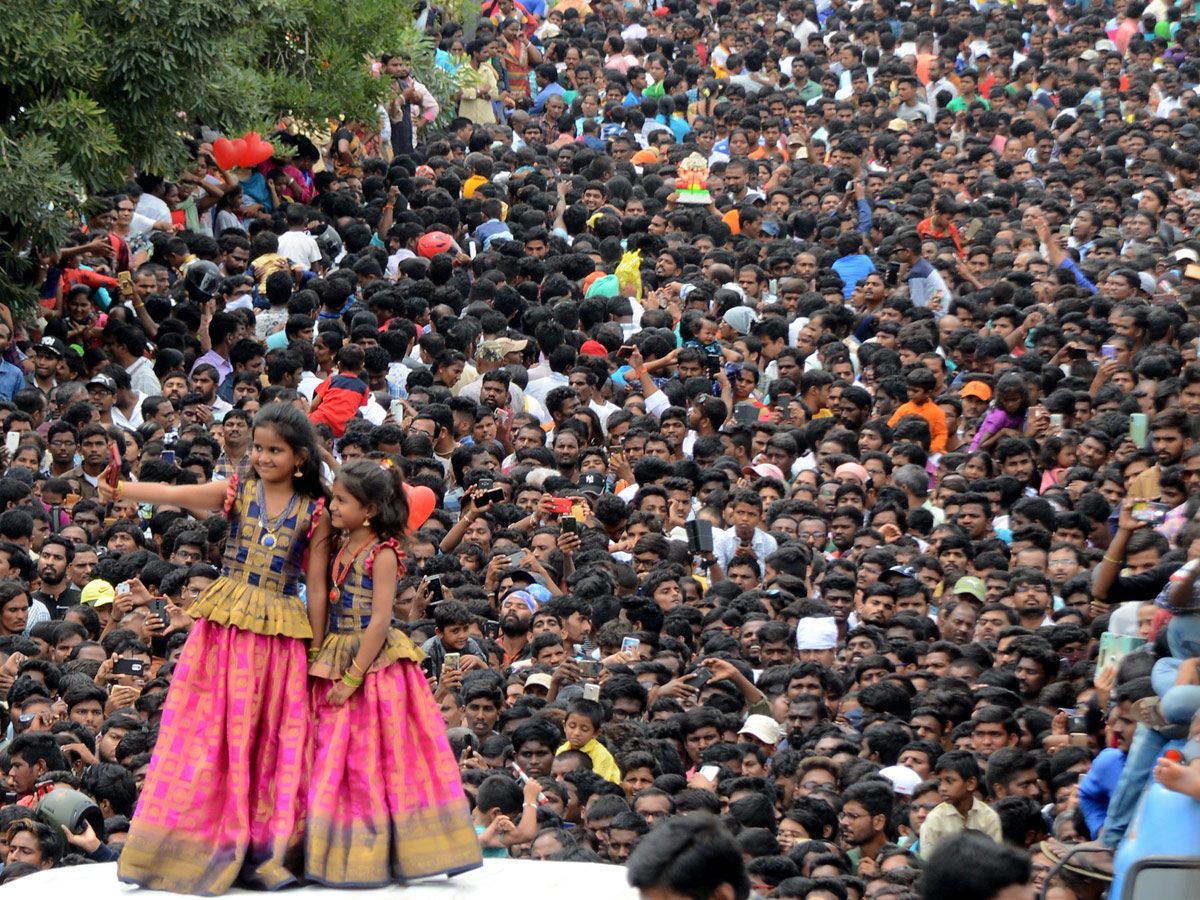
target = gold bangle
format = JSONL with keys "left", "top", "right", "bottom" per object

{"left": 350, "top": 659, "right": 367, "bottom": 675}
{"left": 114, "top": 481, "right": 124, "bottom": 501}
{"left": 342, "top": 672, "right": 364, "bottom": 688}
{"left": 1103, "top": 555, "right": 1120, "bottom": 564}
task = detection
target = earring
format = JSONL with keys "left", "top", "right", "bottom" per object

{"left": 295, "top": 463, "right": 303, "bottom": 476}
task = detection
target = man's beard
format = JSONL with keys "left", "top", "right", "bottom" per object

{"left": 501, "top": 614, "right": 531, "bottom": 638}
{"left": 39, "top": 567, "right": 64, "bottom": 587}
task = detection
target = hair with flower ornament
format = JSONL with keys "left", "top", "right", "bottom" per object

{"left": 334, "top": 458, "right": 410, "bottom": 541}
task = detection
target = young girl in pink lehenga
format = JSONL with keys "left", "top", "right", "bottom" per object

{"left": 304, "top": 459, "right": 481, "bottom": 885}
{"left": 110, "top": 402, "right": 327, "bottom": 894}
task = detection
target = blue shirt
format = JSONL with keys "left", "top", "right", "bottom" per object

{"left": 531, "top": 81, "right": 565, "bottom": 114}
{"left": 831, "top": 253, "right": 875, "bottom": 299}
{"left": 1078, "top": 747, "right": 1126, "bottom": 835}
{"left": 0, "top": 360, "right": 24, "bottom": 402}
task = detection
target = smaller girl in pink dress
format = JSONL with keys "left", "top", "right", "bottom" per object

{"left": 305, "top": 459, "right": 481, "bottom": 886}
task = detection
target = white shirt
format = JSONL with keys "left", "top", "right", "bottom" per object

{"left": 277, "top": 231, "right": 323, "bottom": 269}
{"left": 715, "top": 526, "right": 778, "bottom": 570}
{"left": 125, "top": 356, "right": 161, "bottom": 396}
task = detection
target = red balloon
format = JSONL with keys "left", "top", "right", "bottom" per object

{"left": 404, "top": 484, "right": 436, "bottom": 531}
{"left": 240, "top": 133, "right": 274, "bottom": 167}
{"left": 212, "top": 137, "right": 245, "bottom": 170}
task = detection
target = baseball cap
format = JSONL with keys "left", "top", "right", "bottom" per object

{"left": 578, "top": 471, "right": 607, "bottom": 496}
{"left": 738, "top": 714, "right": 782, "bottom": 745}
{"left": 742, "top": 462, "right": 786, "bottom": 481}
{"left": 723, "top": 307, "right": 761, "bottom": 335}
{"left": 960, "top": 381, "right": 993, "bottom": 402}
{"left": 580, "top": 340, "right": 608, "bottom": 357}
{"left": 880, "top": 765, "right": 924, "bottom": 796}
{"left": 887, "top": 118, "right": 909, "bottom": 132}
{"left": 81, "top": 580, "right": 115, "bottom": 608}
{"left": 36, "top": 336, "right": 67, "bottom": 358}
{"left": 953, "top": 576, "right": 986, "bottom": 604}
{"left": 525, "top": 674, "right": 553, "bottom": 691}
{"left": 786, "top": 133, "right": 805, "bottom": 145}
{"left": 87, "top": 373, "right": 118, "bottom": 393}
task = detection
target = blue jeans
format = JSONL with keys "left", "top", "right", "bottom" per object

{"left": 1102, "top": 614, "right": 1200, "bottom": 847}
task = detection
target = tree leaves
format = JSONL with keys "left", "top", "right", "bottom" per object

{"left": 0, "top": 0, "right": 448, "bottom": 315}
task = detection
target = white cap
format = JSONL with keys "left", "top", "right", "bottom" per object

{"left": 880, "top": 765, "right": 924, "bottom": 796}
{"left": 738, "top": 714, "right": 782, "bottom": 745}
{"left": 796, "top": 616, "right": 838, "bottom": 651}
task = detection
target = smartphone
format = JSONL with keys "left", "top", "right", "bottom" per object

{"left": 621, "top": 636, "right": 641, "bottom": 657}
{"left": 428, "top": 576, "right": 444, "bottom": 604}
{"left": 149, "top": 595, "right": 169, "bottom": 620}
{"left": 113, "top": 658, "right": 145, "bottom": 677}
{"left": 1058, "top": 223, "right": 1071, "bottom": 238}
{"left": 162, "top": 450, "right": 176, "bottom": 466}
{"left": 443, "top": 652, "right": 460, "bottom": 670}
{"left": 562, "top": 515, "right": 577, "bottom": 533}
{"left": 4, "top": 432, "right": 18, "bottom": 457}
{"left": 686, "top": 519, "right": 715, "bottom": 555}
{"left": 1129, "top": 412, "right": 1149, "bottom": 446}
{"left": 1068, "top": 713, "right": 1088, "bottom": 734}
{"left": 1131, "top": 501, "right": 1170, "bottom": 526}
{"left": 571, "top": 504, "right": 585, "bottom": 521}
{"left": 485, "top": 620, "right": 500, "bottom": 641}
{"left": 118, "top": 270, "right": 134, "bottom": 296}
{"left": 17, "top": 713, "right": 34, "bottom": 728}
{"left": 1186, "top": 263, "right": 1200, "bottom": 281}
{"left": 965, "top": 218, "right": 984, "bottom": 241}
{"left": 699, "top": 765, "right": 721, "bottom": 781}
{"left": 107, "top": 444, "right": 121, "bottom": 487}
{"left": 687, "top": 666, "right": 711, "bottom": 689}
{"left": 577, "top": 658, "right": 603, "bottom": 678}
{"left": 116, "top": 581, "right": 131, "bottom": 596}
{"left": 1049, "top": 413, "right": 1064, "bottom": 429}
{"left": 480, "top": 488, "right": 505, "bottom": 506}
{"left": 733, "top": 401, "right": 759, "bottom": 425}
{"left": 616, "top": 346, "right": 634, "bottom": 360}
{"left": 582, "top": 683, "right": 601, "bottom": 702}
{"left": 1101, "top": 344, "right": 1116, "bottom": 360}
{"left": 1070, "top": 347, "right": 1088, "bottom": 360}
{"left": 548, "top": 497, "right": 572, "bottom": 515}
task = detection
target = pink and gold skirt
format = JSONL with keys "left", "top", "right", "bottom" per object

{"left": 306, "top": 659, "right": 482, "bottom": 886}
{"left": 117, "top": 619, "right": 309, "bottom": 895}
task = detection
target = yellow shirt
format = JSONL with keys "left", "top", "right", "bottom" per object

{"left": 918, "top": 796, "right": 1002, "bottom": 859}
{"left": 556, "top": 738, "right": 620, "bottom": 783}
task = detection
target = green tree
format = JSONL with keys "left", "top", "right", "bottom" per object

{"left": 0, "top": 0, "right": 441, "bottom": 316}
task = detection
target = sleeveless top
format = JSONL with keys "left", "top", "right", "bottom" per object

{"left": 309, "top": 538, "right": 424, "bottom": 680}
{"left": 186, "top": 477, "right": 321, "bottom": 639}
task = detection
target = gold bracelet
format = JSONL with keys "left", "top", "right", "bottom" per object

{"left": 1102, "top": 555, "right": 1120, "bottom": 564}
{"left": 349, "top": 659, "right": 367, "bottom": 675}
{"left": 342, "top": 672, "right": 364, "bottom": 688}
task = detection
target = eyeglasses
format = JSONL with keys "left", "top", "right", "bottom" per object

{"left": 910, "top": 802, "right": 939, "bottom": 812}
{"left": 49, "top": 440, "right": 76, "bottom": 448}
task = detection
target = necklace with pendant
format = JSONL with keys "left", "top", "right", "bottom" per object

{"left": 329, "top": 533, "right": 376, "bottom": 604}
{"left": 257, "top": 481, "right": 300, "bottom": 549}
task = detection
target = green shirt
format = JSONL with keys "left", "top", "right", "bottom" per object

{"left": 946, "top": 92, "right": 989, "bottom": 112}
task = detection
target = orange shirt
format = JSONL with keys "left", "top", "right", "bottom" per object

{"left": 888, "top": 399, "right": 948, "bottom": 453}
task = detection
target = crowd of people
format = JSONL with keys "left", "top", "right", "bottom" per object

{"left": 1, "top": 0, "right": 1200, "bottom": 897}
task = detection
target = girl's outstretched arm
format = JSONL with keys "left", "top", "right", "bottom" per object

{"left": 98, "top": 469, "right": 228, "bottom": 512}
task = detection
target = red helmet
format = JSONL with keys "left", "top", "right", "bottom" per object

{"left": 417, "top": 231, "right": 455, "bottom": 259}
